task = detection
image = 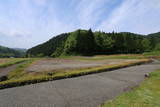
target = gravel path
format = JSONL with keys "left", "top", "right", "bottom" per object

{"left": 0, "top": 61, "right": 160, "bottom": 107}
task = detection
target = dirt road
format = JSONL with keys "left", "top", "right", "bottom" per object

{"left": 0, "top": 61, "right": 159, "bottom": 107}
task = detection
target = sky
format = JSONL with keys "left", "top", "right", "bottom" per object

{"left": 0, "top": 0, "right": 160, "bottom": 49}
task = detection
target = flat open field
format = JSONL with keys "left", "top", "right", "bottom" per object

{"left": 0, "top": 54, "right": 150, "bottom": 89}
{"left": 0, "top": 54, "right": 158, "bottom": 107}
{"left": 25, "top": 54, "right": 145, "bottom": 72}
{"left": 0, "top": 58, "right": 25, "bottom": 65}
{"left": 0, "top": 58, "right": 11, "bottom": 64}
{"left": 0, "top": 60, "right": 159, "bottom": 107}
{"left": 25, "top": 58, "right": 139, "bottom": 72}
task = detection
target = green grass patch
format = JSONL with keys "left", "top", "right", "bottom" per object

{"left": 0, "top": 58, "right": 29, "bottom": 68}
{"left": 0, "top": 59, "right": 151, "bottom": 89}
{"left": 101, "top": 70, "right": 160, "bottom": 107}
{"left": 143, "top": 51, "right": 160, "bottom": 57}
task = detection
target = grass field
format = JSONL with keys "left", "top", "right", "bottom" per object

{"left": 0, "top": 54, "right": 151, "bottom": 89}
{"left": 143, "top": 51, "right": 160, "bottom": 56}
{"left": 101, "top": 69, "right": 160, "bottom": 107}
{"left": 0, "top": 58, "right": 29, "bottom": 68}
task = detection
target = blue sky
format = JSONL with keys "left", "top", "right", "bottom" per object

{"left": 0, "top": 0, "right": 160, "bottom": 49}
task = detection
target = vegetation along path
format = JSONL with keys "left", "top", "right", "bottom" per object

{"left": 0, "top": 62, "right": 24, "bottom": 77}
{"left": 0, "top": 61, "right": 160, "bottom": 107}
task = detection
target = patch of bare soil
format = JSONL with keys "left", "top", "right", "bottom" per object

{"left": 25, "top": 58, "right": 138, "bottom": 72}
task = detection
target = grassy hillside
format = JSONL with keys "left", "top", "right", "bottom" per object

{"left": 0, "top": 45, "right": 25, "bottom": 58}
{"left": 26, "top": 29, "right": 160, "bottom": 57}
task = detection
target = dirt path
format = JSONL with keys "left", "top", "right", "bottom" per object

{"left": 0, "top": 63, "right": 23, "bottom": 77}
{"left": 0, "top": 61, "right": 159, "bottom": 107}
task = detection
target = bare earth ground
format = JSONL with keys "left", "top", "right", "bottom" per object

{"left": 0, "top": 61, "right": 159, "bottom": 107}
{"left": 25, "top": 58, "right": 138, "bottom": 72}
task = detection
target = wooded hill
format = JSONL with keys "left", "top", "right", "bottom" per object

{"left": 26, "top": 29, "right": 160, "bottom": 57}
{"left": 0, "top": 45, "right": 25, "bottom": 58}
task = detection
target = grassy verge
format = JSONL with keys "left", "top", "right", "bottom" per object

{"left": 101, "top": 69, "right": 160, "bottom": 107}
{"left": 58, "top": 54, "right": 145, "bottom": 60}
{"left": 143, "top": 51, "right": 160, "bottom": 58}
{"left": 7, "top": 59, "right": 36, "bottom": 80}
{"left": 0, "top": 59, "right": 151, "bottom": 90}
{"left": 0, "top": 58, "right": 29, "bottom": 68}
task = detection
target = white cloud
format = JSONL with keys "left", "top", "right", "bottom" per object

{"left": 0, "top": 0, "right": 160, "bottom": 48}
{"left": 97, "top": 0, "right": 160, "bottom": 34}
{"left": 76, "top": 0, "right": 109, "bottom": 29}
{"left": 97, "top": 0, "right": 139, "bottom": 31}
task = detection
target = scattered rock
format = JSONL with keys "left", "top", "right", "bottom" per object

{"left": 144, "top": 73, "right": 150, "bottom": 78}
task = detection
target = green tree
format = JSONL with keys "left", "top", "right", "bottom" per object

{"left": 84, "top": 29, "right": 96, "bottom": 54}
{"left": 141, "top": 38, "right": 151, "bottom": 51}
{"left": 154, "top": 43, "right": 160, "bottom": 51}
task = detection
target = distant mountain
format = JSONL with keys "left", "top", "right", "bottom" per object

{"left": 26, "top": 29, "right": 160, "bottom": 57}
{"left": 0, "top": 45, "right": 25, "bottom": 58}
{"left": 13, "top": 48, "right": 27, "bottom": 52}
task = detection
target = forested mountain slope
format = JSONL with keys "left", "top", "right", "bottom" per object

{"left": 146, "top": 32, "right": 160, "bottom": 50}
{"left": 26, "top": 29, "right": 160, "bottom": 57}
{"left": 27, "top": 33, "right": 69, "bottom": 57}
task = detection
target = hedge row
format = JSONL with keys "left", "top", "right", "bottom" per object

{"left": 0, "top": 59, "right": 152, "bottom": 90}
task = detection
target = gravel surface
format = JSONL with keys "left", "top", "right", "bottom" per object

{"left": 0, "top": 61, "right": 159, "bottom": 107}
